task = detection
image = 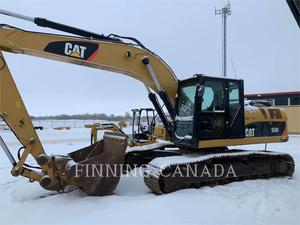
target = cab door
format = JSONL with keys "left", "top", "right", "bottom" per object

{"left": 197, "top": 78, "right": 245, "bottom": 140}
{"left": 225, "top": 80, "right": 245, "bottom": 139}
{"left": 197, "top": 79, "right": 226, "bottom": 140}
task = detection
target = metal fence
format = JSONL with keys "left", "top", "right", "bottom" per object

{"left": 0, "top": 119, "right": 110, "bottom": 130}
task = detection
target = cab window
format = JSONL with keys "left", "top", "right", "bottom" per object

{"left": 176, "top": 84, "right": 197, "bottom": 138}
{"left": 229, "top": 82, "right": 241, "bottom": 122}
{"left": 201, "top": 81, "right": 224, "bottom": 112}
{"left": 177, "top": 84, "right": 197, "bottom": 117}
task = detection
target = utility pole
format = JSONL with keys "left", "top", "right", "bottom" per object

{"left": 215, "top": 2, "right": 231, "bottom": 77}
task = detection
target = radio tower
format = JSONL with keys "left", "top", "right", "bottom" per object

{"left": 215, "top": 2, "right": 231, "bottom": 77}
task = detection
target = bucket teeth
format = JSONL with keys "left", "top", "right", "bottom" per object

{"left": 103, "top": 132, "right": 128, "bottom": 141}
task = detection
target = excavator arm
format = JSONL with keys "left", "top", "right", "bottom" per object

{"left": 0, "top": 50, "right": 47, "bottom": 181}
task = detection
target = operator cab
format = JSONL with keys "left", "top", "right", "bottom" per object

{"left": 174, "top": 75, "right": 245, "bottom": 148}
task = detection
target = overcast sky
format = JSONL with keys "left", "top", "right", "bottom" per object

{"left": 1, "top": 0, "right": 299, "bottom": 116}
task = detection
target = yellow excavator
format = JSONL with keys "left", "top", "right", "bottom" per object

{"left": 0, "top": 9, "right": 295, "bottom": 196}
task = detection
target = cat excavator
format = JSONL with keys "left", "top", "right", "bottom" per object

{"left": 0, "top": 10, "right": 295, "bottom": 196}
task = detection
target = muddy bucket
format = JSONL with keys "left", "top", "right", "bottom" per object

{"left": 63, "top": 132, "right": 128, "bottom": 196}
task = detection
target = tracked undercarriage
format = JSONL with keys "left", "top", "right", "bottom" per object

{"left": 125, "top": 146, "right": 295, "bottom": 194}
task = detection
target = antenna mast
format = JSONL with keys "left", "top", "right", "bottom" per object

{"left": 215, "top": 2, "right": 231, "bottom": 77}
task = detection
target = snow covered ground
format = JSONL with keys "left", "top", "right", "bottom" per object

{"left": 0, "top": 128, "right": 299, "bottom": 225}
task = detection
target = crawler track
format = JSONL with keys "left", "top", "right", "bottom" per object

{"left": 143, "top": 150, "right": 295, "bottom": 194}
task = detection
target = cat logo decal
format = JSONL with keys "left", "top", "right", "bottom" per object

{"left": 44, "top": 41, "right": 99, "bottom": 61}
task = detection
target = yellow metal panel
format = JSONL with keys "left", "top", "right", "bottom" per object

{"left": 198, "top": 136, "right": 287, "bottom": 149}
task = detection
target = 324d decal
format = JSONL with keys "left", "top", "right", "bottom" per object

{"left": 44, "top": 41, "right": 99, "bottom": 61}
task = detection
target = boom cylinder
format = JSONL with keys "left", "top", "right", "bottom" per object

{"left": 142, "top": 57, "right": 176, "bottom": 119}
{"left": 0, "top": 9, "right": 34, "bottom": 22}
{"left": 0, "top": 9, "right": 119, "bottom": 41}
{"left": 146, "top": 90, "right": 174, "bottom": 139}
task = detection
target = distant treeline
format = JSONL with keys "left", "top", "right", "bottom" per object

{"left": 31, "top": 112, "right": 132, "bottom": 121}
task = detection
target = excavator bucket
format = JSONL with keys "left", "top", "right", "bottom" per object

{"left": 61, "top": 132, "right": 128, "bottom": 196}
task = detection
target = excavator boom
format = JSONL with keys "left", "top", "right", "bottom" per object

{"left": 0, "top": 23, "right": 178, "bottom": 99}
